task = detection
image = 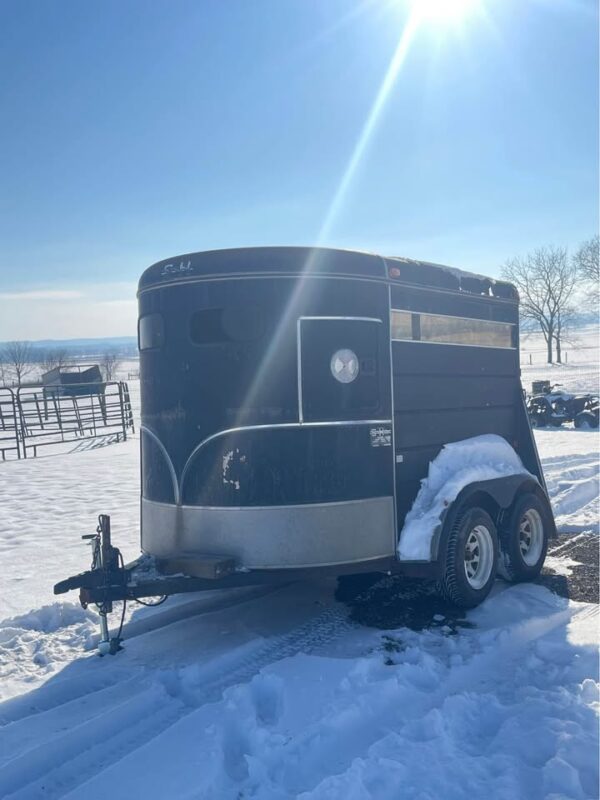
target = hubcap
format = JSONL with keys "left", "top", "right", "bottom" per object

{"left": 464, "top": 524, "right": 494, "bottom": 590}
{"left": 519, "top": 508, "right": 544, "bottom": 566}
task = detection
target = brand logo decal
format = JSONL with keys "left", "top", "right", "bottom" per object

{"left": 161, "top": 260, "right": 193, "bottom": 276}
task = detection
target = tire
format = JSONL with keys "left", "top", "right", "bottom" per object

{"left": 552, "top": 399, "right": 568, "bottom": 417}
{"left": 574, "top": 411, "right": 599, "bottom": 430}
{"left": 498, "top": 493, "right": 550, "bottom": 583}
{"left": 438, "top": 506, "right": 498, "bottom": 609}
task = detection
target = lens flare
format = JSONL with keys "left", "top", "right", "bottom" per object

{"left": 409, "top": 0, "right": 479, "bottom": 24}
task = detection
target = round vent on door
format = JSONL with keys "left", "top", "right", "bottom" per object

{"left": 330, "top": 349, "right": 359, "bottom": 384}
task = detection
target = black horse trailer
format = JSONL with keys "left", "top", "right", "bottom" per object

{"left": 55, "top": 247, "right": 556, "bottom": 653}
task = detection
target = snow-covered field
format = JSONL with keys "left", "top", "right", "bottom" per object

{"left": 0, "top": 332, "right": 598, "bottom": 799}
{"left": 520, "top": 324, "right": 599, "bottom": 396}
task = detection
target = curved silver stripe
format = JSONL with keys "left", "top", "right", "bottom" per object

{"left": 137, "top": 271, "right": 517, "bottom": 307}
{"left": 140, "top": 425, "right": 180, "bottom": 504}
{"left": 179, "top": 419, "right": 392, "bottom": 492}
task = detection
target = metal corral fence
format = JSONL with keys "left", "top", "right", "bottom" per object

{"left": 0, "top": 388, "right": 20, "bottom": 460}
{"left": 0, "top": 381, "right": 134, "bottom": 460}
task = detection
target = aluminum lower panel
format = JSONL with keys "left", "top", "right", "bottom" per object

{"left": 141, "top": 496, "right": 396, "bottom": 569}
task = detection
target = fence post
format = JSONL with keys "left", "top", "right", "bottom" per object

{"left": 118, "top": 382, "right": 127, "bottom": 441}
{"left": 16, "top": 388, "right": 27, "bottom": 458}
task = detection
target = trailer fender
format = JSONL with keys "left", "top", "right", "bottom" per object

{"left": 430, "top": 474, "right": 556, "bottom": 569}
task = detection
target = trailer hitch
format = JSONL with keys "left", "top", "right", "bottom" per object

{"left": 53, "top": 515, "right": 253, "bottom": 656}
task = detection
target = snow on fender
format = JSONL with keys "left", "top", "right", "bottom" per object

{"left": 398, "top": 434, "right": 532, "bottom": 561}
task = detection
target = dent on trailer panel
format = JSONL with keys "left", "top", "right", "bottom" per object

{"left": 180, "top": 425, "right": 394, "bottom": 507}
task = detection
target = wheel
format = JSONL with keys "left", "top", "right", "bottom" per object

{"left": 438, "top": 506, "right": 498, "bottom": 609}
{"left": 552, "top": 399, "right": 568, "bottom": 416}
{"left": 574, "top": 411, "right": 599, "bottom": 430}
{"left": 498, "top": 493, "right": 550, "bottom": 583}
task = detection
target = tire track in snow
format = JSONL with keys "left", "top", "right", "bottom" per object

{"left": 0, "top": 585, "right": 279, "bottom": 715}
{"left": 0, "top": 607, "right": 353, "bottom": 800}
{"left": 542, "top": 449, "right": 599, "bottom": 537}
{"left": 1, "top": 674, "right": 146, "bottom": 764}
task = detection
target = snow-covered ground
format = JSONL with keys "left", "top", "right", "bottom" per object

{"left": 520, "top": 324, "right": 599, "bottom": 396}
{"left": 0, "top": 331, "right": 598, "bottom": 799}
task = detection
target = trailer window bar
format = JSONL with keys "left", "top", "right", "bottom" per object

{"left": 391, "top": 309, "right": 516, "bottom": 349}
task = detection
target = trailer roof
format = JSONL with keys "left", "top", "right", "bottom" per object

{"left": 139, "top": 246, "right": 518, "bottom": 301}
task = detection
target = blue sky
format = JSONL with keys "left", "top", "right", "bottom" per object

{"left": 0, "top": 0, "right": 597, "bottom": 339}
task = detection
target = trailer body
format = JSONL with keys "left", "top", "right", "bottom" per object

{"left": 55, "top": 247, "right": 557, "bottom": 651}
{"left": 136, "top": 247, "right": 544, "bottom": 574}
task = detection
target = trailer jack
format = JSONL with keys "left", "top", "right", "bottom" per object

{"left": 81, "top": 515, "right": 126, "bottom": 656}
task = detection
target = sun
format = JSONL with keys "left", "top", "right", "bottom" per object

{"left": 408, "top": 0, "right": 479, "bottom": 24}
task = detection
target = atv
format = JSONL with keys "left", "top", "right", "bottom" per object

{"left": 527, "top": 383, "right": 599, "bottom": 429}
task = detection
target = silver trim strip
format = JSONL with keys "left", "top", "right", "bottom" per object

{"left": 391, "top": 338, "right": 516, "bottom": 351}
{"left": 388, "top": 285, "right": 398, "bottom": 548}
{"left": 138, "top": 271, "right": 518, "bottom": 307}
{"left": 140, "top": 425, "right": 180, "bottom": 504}
{"left": 145, "top": 495, "right": 391, "bottom": 513}
{"left": 297, "top": 317, "right": 304, "bottom": 423}
{"left": 299, "top": 316, "right": 383, "bottom": 323}
{"left": 179, "top": 419, "right": 392, "bottom": 491}
{"left": 138, "top": 272, "right": 391, "bottom": 296}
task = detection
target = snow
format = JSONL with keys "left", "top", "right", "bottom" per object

{"left": 0, "top": 329, "right": 598, "bottom": 799}
{"left": 398, "top": 434, "right": 531, "bottom": 561}
{"left": 0, "top": 585, "right": 596, "bottom": 799}
{"left": 520, "top": 324, "right": 600, "bottom": 397}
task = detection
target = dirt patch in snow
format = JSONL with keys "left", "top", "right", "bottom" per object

{"left": 339, "top": 531, "right": 598, "bottom": 631}
{"left": 337, "top": 575, "right": 475, "bottom": 634}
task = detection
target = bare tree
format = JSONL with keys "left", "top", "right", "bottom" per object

{"left": 100, "top": 352, "right": 121, "bottom": 381}
{"left": 0, "top": 340, "right": 34, "bottom": 386}
{"left": 38, "top": 347, "right": 69, "bottom": 374}
{"left": 573, "top": 235, "right": 599, "bottom": 306}
{"left": 502, "top": 246, "right": 577, "bottom": 364}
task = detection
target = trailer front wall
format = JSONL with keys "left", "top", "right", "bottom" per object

{"left": 138, "top": 274, "right": 396, "bottom": 568}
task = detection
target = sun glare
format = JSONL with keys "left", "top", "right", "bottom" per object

{"left": 409, "top": 0, "right": 478, "bottom": 24}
